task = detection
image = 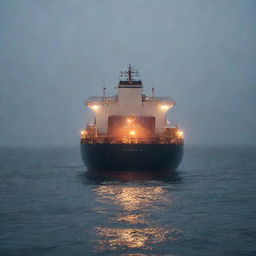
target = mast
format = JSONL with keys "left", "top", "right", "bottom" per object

{"left": 103, "top": 87, "right": 106, "bottom": 98}
{"left": 120, "top": 64, "right": 139, "bottom": 85}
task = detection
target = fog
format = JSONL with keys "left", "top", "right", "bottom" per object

{"left": 0, "top": 0, "right": 255, "bottom": 146}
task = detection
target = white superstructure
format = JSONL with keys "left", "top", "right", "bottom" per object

{"left": 85, "top": 65, "right": 175, "bottom": 135}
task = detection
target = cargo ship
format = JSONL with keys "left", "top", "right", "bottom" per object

{"left": 80, "top": 65, "right": 184, "bottom": 179}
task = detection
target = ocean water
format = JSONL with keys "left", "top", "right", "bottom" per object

{"left": 0, "top": 145, "right": 256, "bottom": 256}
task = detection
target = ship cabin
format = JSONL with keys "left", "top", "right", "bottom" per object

{"left": 81, "top": 65, "right": 183, "bottom": 144}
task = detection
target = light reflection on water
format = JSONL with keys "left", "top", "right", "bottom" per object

{"left": 114, "top": 213, "right": 147, "bottom": 224}
{"left": 96, "top": 186, "right": 170, "bottom": 211}
{"left": 96, "top": 227, "right": 178, "bottom": 250}
{"left": 93, "top": 184, "right": 182, "bottom": 253}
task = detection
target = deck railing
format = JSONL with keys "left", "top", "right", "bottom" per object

{"left": 86, "top": 96, "right": 118, "bottom": 102}
{"left": 85, "top": 96, "right": 174, "bottom": 104}
{"left": 80, "top": 136, "right": 183, "bottom": 145}
{"left": 143, "top": 96, "right": 174, "bottom": 102}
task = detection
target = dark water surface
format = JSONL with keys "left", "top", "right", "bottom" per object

{"left": 0, "top": 146, "right": 256, "bottom": 256}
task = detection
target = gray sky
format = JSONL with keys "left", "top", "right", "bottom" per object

{"left": 0, "top": 0, "right": 255, "bottom": 146}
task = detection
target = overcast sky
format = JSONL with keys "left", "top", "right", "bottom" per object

{"left": 0, "top": 0, "right": 255, "bottom": 146}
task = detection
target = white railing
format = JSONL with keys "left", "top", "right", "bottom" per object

{"left": 144, "top": 96, "right": 174, "bottom": 102}
{"left": 85, "top": 96, "right": 118, "bottom": 103}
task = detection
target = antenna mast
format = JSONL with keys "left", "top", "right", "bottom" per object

{"left": 103, "top": 87, "right": 106, "bottom": 98}
{"left": 128, "top": 64, "right": 132, "bottom": 83}
{"left": 120, "top": 64, "right": 139, "bottom": 84}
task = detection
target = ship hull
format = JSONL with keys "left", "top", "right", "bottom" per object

{"left": 80, "top": 143, "right": 183, "bottom": 179}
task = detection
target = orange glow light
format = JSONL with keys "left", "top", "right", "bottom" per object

{"left": 90, "top": 105, "right": 100, "bottom": 111}
{"left": 176, "top": 130, "right": 184, "bottom": 139}
{"left": 160, "top": 105, "right": 171, "bottom": 110}
{"left": 80, "top": 129, "right": 87, "bottom": 138}
{"left": 129, "top": 130, "right": 136, "bottom": 136}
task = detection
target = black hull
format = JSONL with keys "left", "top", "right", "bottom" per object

{"left": 80, "top": 143, "right": 183, "bottom": 179}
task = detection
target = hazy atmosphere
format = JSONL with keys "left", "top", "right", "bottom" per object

{"left": 0, "top": 0, "right": 255, "bottom": 146}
